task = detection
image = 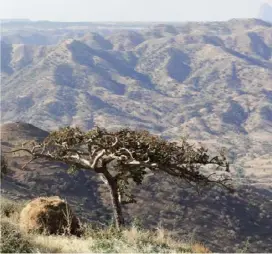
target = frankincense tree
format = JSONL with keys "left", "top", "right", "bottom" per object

{"left": 9, "top": 126, "right": 232, "bottom": 229}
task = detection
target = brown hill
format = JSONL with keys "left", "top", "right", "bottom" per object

{"left": 0, "top": 122, "right": 48, "bottom": 143}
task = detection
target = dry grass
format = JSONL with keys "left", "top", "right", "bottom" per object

{"left": 191, "top": 243, "right": 211, "bottom": 253}
{"left": 31, "top": 226, "right": 202, "bottom": 253}
{"left": 0, "top": 197, "right": 25, "bottom": 220}
{"left": 0, "top": 197, "right": 211, "bottom": 253}
{"left": 1, "top": 218, "right": 34, "bottom": 253}
{"left": 31, "top": 234, "right": 92, "bottom": 253}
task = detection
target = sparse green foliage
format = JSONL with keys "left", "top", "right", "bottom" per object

{"left": 11, "top": 126, "right": 232, "bottom": 229}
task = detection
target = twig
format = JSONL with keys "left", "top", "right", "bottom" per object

{"left": 22, "top": 157, "right": 36, "bottom": 169}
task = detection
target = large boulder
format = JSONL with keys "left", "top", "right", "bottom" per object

{"left": 19, "top": 196, "right": 81, "bottom": 236}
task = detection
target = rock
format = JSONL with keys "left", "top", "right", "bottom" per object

{"left": 19, "top": 196, "right": 81, "bottom": 236}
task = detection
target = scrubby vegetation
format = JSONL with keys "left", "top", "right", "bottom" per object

{"left": 1, "top": 219, "right": 33, "bottom": 253}
{"left": 0, "top": 197, "right": 209, "bottom": 253}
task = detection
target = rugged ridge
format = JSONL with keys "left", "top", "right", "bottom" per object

{"left": 1, "top": 19, "right": 272, "bottom": 184}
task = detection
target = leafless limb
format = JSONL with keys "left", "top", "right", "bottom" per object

{"left": 118, "top": 148, "right": 135, "bottom": 160}
{"left": 91, "top": 149, "right": 105, "bottom": 168}
{"left": 22, "top": 157, "right": 36, "bottom": 169}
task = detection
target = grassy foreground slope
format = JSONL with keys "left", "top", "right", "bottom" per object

{"left": 0, "top": 198, "right": 210, "bottom": 253}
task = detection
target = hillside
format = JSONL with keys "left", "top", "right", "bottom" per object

{"left": 1, "top": 122, "right": 272, "bottom": 253}
{"left": 1, "top": 19, "right": 272, "bottom": 186}
{"left": 1, "top": 197, "right": 211, "bottom": 253}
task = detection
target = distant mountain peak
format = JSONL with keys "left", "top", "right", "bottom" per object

{"left": 258, "top": 3, "right": 272, "bottom": 23}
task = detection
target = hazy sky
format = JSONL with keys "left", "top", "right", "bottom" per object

{"left": 0, "top": 0, "right": 271, "bottom": 22}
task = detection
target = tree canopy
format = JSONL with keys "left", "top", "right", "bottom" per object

{"left": 9, "top": 126, "right": 232, "bottom": 229}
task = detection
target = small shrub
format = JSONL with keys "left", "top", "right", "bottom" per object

{"left": 0, "top": 219, "right": 33, "bottom": 253}
{"left": 0, "top": 197, "right": 24, "bottom": 220}
{"left": 131, "top": 216, "right": 144, "bottom": 230}
{"left": 91, "top": 239, "right": 116, "bottom": 253}
{"left": 82, "top": 224, "right": 122, "bottom": 240}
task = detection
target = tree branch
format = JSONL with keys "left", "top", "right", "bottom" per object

{"left": 22, "top": 157, "right": 36, "bottom": 169}
{"left": 91, "top": 149, "right": 105, "bottom": 168}
{"left": 4, "top": 149, "right": 33, "bottom": 155}
{"left": 118, "top": 148, "right": 135, "bottom": 160}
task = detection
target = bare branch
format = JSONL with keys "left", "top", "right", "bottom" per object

{"left": 66, "top": 149, "right": 89, "bottom": 156}
{"left": 41, "top": 144, "right": 46, "bottom": 154}
{"left": 69, "top": 154, "right": 92, "bottom": 168}
{"left": 4, "top": 148, "right": 33, "bottom": 155}
{"left": 22, "top": 157, "right": 36, "bottom": 169}
{"left": 91, "top": 147, "right": 100, "bottom": 156}
{"left": 118, "top": 148, "right": 135, "bottom": 160}
{"left": 91, "top": 149, "right": 105, "bottom": 168}
{"left": 31, "top": 144, "right": 42, "bottom": 153}
{"left": 144, "top": 157, "right": 150, "bottom": 163}
{"left": 112, "top": 137, "right": 118, "bottom": 147}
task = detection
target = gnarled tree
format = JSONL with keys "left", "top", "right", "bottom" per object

{"left": 9, "top": 126, "right": 232, "bottom": 229}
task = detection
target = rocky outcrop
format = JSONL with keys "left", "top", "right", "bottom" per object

{"left": 19, "top": 196, "right": 81, "bottom": 236}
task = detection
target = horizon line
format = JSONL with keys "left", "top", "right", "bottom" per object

{"left": 1, "top": 17, "right": 264, "bottom": 23}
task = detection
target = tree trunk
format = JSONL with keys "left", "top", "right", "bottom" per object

{"left": 102, "top": 171, "right": 124, "bottom": 230}
{"left": 108, "top": 179, "right": 124, "bottom": 230}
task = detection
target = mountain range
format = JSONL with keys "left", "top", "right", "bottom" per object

{"left": 1, "top": 18, "right": 272, "bottom": 184}
{"left": 1, "top": 18, "right": 272, "bottom": 252}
